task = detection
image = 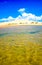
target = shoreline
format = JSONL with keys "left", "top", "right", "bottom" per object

{"left": 0, "top": 22, "right": 42, "bottom": 28}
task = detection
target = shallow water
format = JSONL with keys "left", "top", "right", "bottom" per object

{"left": 0, "top": 25, "right": 42, "bottom": 36}
{"left": 0, "top": 26, "right": 42, "bottom": 65}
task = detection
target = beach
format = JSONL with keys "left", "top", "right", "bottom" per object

{"left": 0, "top": 21, "right": 42, "bottom": 28}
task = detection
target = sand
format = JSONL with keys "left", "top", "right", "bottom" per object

{"left": 0, "top": 25, "right": 42, "bottom": 65}
{"left": 0, "top": 22, "right": 42, "bottom": 28}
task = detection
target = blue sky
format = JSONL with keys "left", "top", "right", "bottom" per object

{"left": 0, "top": 0, "right": 42, "bottom": 22}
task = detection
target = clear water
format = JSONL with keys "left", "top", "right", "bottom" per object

{"left": 0, "top": 25, "right": 42, "bottom": 36}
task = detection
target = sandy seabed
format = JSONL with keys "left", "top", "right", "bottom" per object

{"left": 0, "top": 25, "right": 42, "bottom": 65}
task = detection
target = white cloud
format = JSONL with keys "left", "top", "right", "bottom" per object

{"left": 7, "top": 16, "right": 14, "bottom": 20}
{"left": 0, "top": 16, "right": 15, "bottom": 22}
{"left": 18, "top": 8, "right": 42, "bottom": 22}
{"left": 22, "top": 12, "right": 28, "bottom": 17}
{"left": 27, "top": 13, "right": 42, "bottom": 21}
{"left": 0, "top": 8, "right": 42, "bottom": 23}
{"left": 18, "top": 8, "right": 25, "bottom": 13}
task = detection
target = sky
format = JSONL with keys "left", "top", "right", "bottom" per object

{"left": 0, "top": 0, "right": 42, "bottom": 22}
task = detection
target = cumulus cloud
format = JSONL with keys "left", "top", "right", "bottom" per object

{"left": 18, "top": 8, "right": 25, "bottom": 13}
{"left": 0, "top": 16, "right": 15, "bottom": 22}
{"left": 0, "top": 8, "right": 42, "bottom": 23}
{"left": 18, "top": 8, "right": 42, "bottom": 22}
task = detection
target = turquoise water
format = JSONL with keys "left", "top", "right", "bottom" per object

{"left": 0, "top": 33, "right": 8, "bottom": 36}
